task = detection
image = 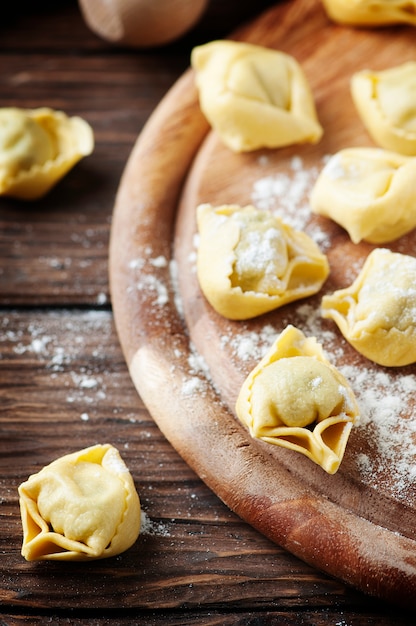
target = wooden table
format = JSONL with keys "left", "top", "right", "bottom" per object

{"left": 0, "top": 2, "right": 414, "bottom": 623}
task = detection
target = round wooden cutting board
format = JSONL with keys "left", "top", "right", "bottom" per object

{"left": 109, "top": 0, "right": 416, "bottom": 608}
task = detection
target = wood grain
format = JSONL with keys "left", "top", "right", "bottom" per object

{"left": 2, "top": 1, "right": 416, "bottom": 623}
{"left": 1, "top": 311, "right": 376, "bottom": 616}
{"left": 0, "top": 50, "right": 187, "bottom": 306}
{"left": 110, "top": 0, "right": 416, "bottom": 609}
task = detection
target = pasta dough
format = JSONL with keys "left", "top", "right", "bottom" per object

{"left": 0, "top": 107, "right": 94, "bottom": 200}
{"left": 18, "top": 444, "right": 141, "bottom": 561}
{"left": 322, "top": 0, "right": 416, "bottom": 26}
{"left": 191, "top": 40, "right": 322, "bottom": 152}
{"left": 351, "top": 62, "right": 416, "bottom": 156}
{"left": 310, "top": 147, "right": 416, "bottom": 243}
{"left": 235, "top": 325, "right": 360, "bottom": 474}
{"left": 196, "top": 203, "right": 329, "bottom": 320}
{"left": 322, "top": 248, "right": 416, "bottom": 367}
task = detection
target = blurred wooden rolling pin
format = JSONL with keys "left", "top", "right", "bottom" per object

{"left": 78, "top": 0, "right": 209, "bottom": 47}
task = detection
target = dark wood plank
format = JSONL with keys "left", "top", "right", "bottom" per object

{"left": 1, "top": 612, "right": 413, "bottom": 626}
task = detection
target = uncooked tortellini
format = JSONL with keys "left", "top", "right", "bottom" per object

{"left": 191, "top": 40, "right": 322, "bottom": 152}
{"left": 235, "top": 325, "right": 360, "bottom": 474}
{"left": 310, "top": 147, "right": 416, "bottom": 243}
{"left": 18, "top": 444, "right": 141, "bottom": 561}
{"left": 196, "top": 203, "right": 329, "bottom": 320}
{"left": 322, "top": 0, "right": 416, "bottom": 26}
{"left": 0, "top": 107, "right": 94, "bottom": 200}
{"left": 322, "top": 248, "right": 416, "bottom": 367}
{"left": 351, "top": 62, "right": 416, "bottom": 156}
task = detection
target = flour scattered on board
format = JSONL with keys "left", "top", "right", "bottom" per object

{"left": 1, "top": 310, "right": 115, "bottom": 418}
{"left": 220, "top": 323, "right": 277, "bottom": 363}
{"left": 140, "top": 510, "right": 171, "bottom": 537}
{"left": 119, "top": 154, "right": 416, "bottom": 502}
{"left": 135, "top": 273, "right": 169, "bottom": 306}
{"left": 180, "top": 344, "right": 211, "bottom": 397}
{"left": 129, "top": 248, "right": 171, "bottom": 308}
{"left": 217, "top": 299, "right": 416, "bottom": 500}
{"left": 251, "top": 154, "right": 330, "bottom": 248}
{"left": 341, "top": 362, "right": 416, "bottom": 500}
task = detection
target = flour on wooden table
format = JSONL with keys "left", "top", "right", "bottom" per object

{"left": 250, "top": 156, "right": 416, "bottom": 498}
{"left": 251, "top": 154, "right": 329, "bottom": 248}
{"left": 220, "top": 324, "right": 277, "bottom": 362}
{"left": 1, "top": 310, "right": 116, "bottom": 420}
{"left": 129, "top": 251, "right": 179, "bottom": 310}
{"left": 128, "top": 249, "right": 213, "bottom": 395}
{"left": 124, "top": 158, "right": 416, "bottom": 501}
{"left": 140, "top": 510, "right": 171, "bottom": 537}
{"left": 219, "top": 300, "right": 416, "bottom": 500}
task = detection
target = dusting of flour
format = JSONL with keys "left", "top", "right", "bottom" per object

{"left": 140, "top": 510, "right": 171, "bottom": 538}
{"left": 249, "top": 156, "right": 416, "bottom": 499}
{"left": 124, "top": 158, "right": 416, "bottom": 503}
{"left": 251, "top": 154, "right": 330, "bottom": 249}
{"left": 219, "top": 295, "right": 416, "bottom": 501}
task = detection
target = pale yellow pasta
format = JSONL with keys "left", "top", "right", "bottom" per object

{"left": 18, "top": 444, "right": 141, "bottom": 561}
{"left": 310, "top": 147, "right": 416, "bottom": 243}
{"left": 235, "top": 325, "right": 360, "bottom": 474}
{"left": 322, "top": 248, "right": 416, "bottom": 367}
{"left": 191, "top": 40, "right": 322, "bottom": 153}
{"left": 322, "top": 0, "right": 416, "bottom": 26}
{"left": 351, "top": 62, "right": 416, "bottom": 156}
{"left": 0, "top": 107, "right": 94, "bottom": 200}
{"left": 196, "top": 203, "right": 329, "bottom": 320}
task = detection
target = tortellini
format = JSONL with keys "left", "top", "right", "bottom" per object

{"left": 196, "top": 203, "right": 329, "bottom": 320}
{"left": 18, "top": 444, "right": 141, "bottom": 561}
{"left": 322, "top": 0, "right": 416, "bottom": 26}
{"left": 310, "top": 147, "right": 416, "bottom": 243}
{"left": 351, "top": 62, "right": 416, "bottom": 156}
{"left": 322, "top": 248, "right": 416, "bottom": 367}
{"left": 0, "top": 107, "right": 94, "bottom": 200}
{"left": 191, "top": 40, "right": 323, "bottom": 153}
{"left": 235, "top": 325, "right": 360, "bottom": 474}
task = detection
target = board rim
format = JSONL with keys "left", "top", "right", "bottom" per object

{"left": 109, "top": 0, "right": 416, "bottom": 608}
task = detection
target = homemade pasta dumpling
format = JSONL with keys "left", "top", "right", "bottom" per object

{"left": 196, "top": 203, "right": 329, "bottom": 320}
{"left": 322, "top": 0, "right": 416, "bottom": 26}
{"left": 0, "top": 107, "right": 94, "bottom": 200}
{"left": 18, "top": 444, "right": 141, "bottom": 561}
{"left": 235, "top": 325, "right": 360, "bottom": 474}
{"left": 351, "top": 62, "right": 416, "bottom": 156}
{"left": 310, "top": 147, "right": 416, "bottom": 243}
{"left": 322, "top": 248, "right": 416, "bottom": 367}
{"left": 191, "top": 40, "right": 322, "bottom": 153}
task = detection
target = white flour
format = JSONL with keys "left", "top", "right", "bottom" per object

{"left": 251, "top": 155, "right": 330, "bottom": 249}
{"left": 140, "top": 510, "right": 171, "bottom": 537}
{"left": 1, "top": 310, "right": 118, "bottom": 420}
{"left": 120, "top": 154, "right": 416, "bottom": 502}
